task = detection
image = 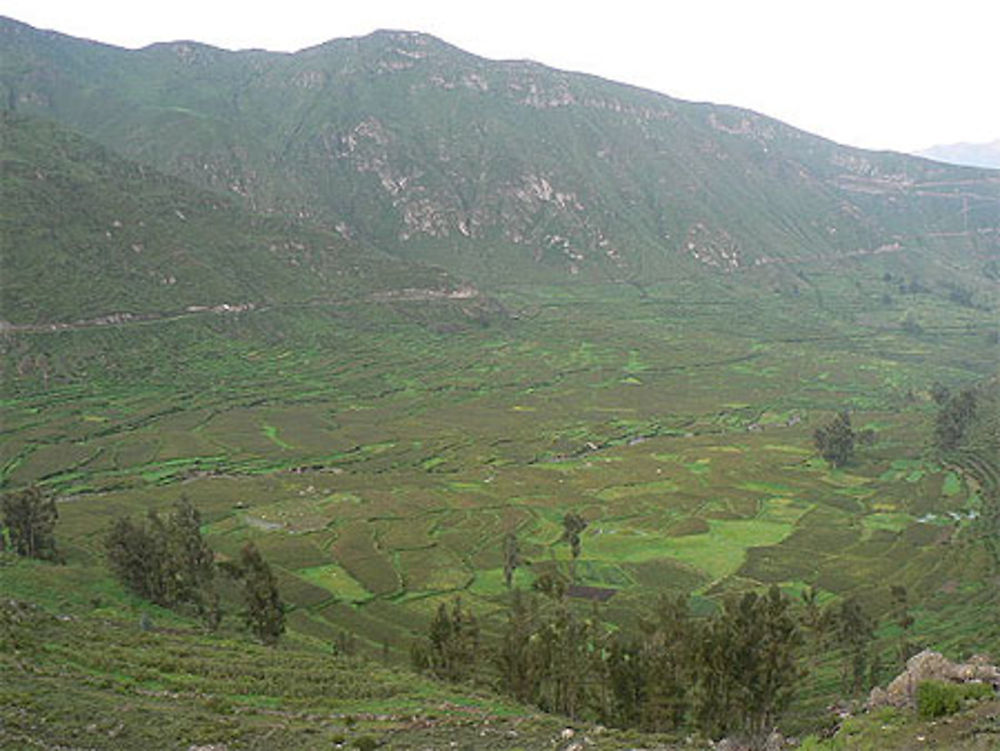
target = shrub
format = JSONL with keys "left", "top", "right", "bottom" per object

{"left": 916, "top": 679, "right": 994, "bottom": 718}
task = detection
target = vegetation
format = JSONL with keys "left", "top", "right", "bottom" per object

{"left": 813, "top": 411, "right": 855, "bottom": 468}
{"left": 915, "top": 679, "right": 994, "bottom": 719}
{"left": 690, "top": 587, "right": 801, "bottom": 745}
{"left": 105, "top": 497, "right": 217, "bottom": 617}
{"left": 1, "top": 14, "right": 999, "bottom": 749}
{"left": 934, "top": 386, "right": 978, "bottom": 452}
{"left": 411, "top": 597, "right": 480, "bottom": 682}
{"left": 4, "top": 17, "right": 999, "bottom": 289}
{"left": 104, "top": 498, "right": 285, "bottom": 640}
{"left": 415, "top": 584, "right": 804, "bottom": 747}
{"left": 233, "top": 541, "right": 286, "bottom": 646}
{"left": 0, "top": 485, "right": 59, "bottom": 560}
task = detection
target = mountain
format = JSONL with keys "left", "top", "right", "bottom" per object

{"left": 3, "top": 17, "right": 998, "bottom": 289}
{"left": 0, "top": 112, "right": 474, "bottom": 325}
{"left": 917, "top": 139, "right": 1000, "bottom": 170}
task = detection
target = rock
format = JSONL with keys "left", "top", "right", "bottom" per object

{"left": 764, "top": 730, "right": 787, "bottom": 750}
{"left": 867, "top": 686, "right": 888, "bottom": 709}
{"left": 867, "top": 650, "right": 1000, "bottom": 710}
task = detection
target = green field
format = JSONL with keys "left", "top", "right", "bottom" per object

{"left": 4, "top": 276, "right": 997, "bottom": 683}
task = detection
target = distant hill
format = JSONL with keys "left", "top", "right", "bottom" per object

{"left": 917, "top": 139, "right": 1000, "bottom": 170}
{"left": 0, "top": 113, "right": 465, "bottom": 324}
{"left": 3, "top": 16, "right": 998, "bottom": 289}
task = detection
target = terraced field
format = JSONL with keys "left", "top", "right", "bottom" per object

{"left": 4, "top": 275, "right": 997, "bottom": 689}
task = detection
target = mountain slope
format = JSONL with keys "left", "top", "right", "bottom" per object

{"left": 0, "top": 112, "right": 464, "bottom": 325}
{"left": 3, "top": 17, "right": 998, "bottom": 287}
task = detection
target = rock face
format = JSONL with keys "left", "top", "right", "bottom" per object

{"left": 867, "top": 650, "right": 1000, "bottom": 710}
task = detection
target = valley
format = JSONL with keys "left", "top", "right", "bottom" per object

{"left": 1, "top": 14, "right": 999, "bottom": 750}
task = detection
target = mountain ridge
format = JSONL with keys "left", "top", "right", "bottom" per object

{"left": 4, "top": 14, "right": 997, "bottom": 290}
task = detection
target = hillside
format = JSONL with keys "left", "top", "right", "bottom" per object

{"left": 4, "top": 584, "right": 998, "bottom": 750}
{"left": 0, "top": 112, "right": 474, "bottom": 325}
{"left": 3, "top": 17, "right": 999, "bottom": 287}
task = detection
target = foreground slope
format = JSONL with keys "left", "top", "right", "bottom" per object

{"left": 0, "top": 587, "right": 578, "bottom": 750}
{"left": 2, "top": 17, "right": 999, "bottom": 286}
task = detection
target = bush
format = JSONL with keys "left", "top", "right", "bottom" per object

{"left": 916, "top": 679, "right": 994, "bottom": 718}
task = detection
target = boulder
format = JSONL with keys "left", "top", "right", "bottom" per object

{"left": 867, "top": 650, "right": 1000, "bottom": 710}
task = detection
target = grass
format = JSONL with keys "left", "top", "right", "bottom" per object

{"left": 1, "top": 581, "right": 616, "bottom": 750}
{"left": 3, "top": 275, "right": 998, "bottom": 741}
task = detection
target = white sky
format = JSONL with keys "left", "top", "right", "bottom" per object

{"left": 2, "top": 0, "right": 997, "bottom": 153}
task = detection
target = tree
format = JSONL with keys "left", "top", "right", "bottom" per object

{"left": 638, "top": 595, "right": 692, "bottom": 731}
{"left": 164, "top": 497, "right": 215, "bottom": 613}
{"left": 691, "top": 586, "right": 802, "bottom": 748}
{"left": 890, "top": 584, "right": 915, "bottom": 667}
{"left": 933, "top": 387, "right": 977, "bottom": 452}
{"left": 831, "top": 596, "right": 875, "bottom": 695}
{"left": 105, "top": 514, "right": 162, "bottom": 602}
{"left": 1, "top": 485, "right": 59, "bottom": 561}
{"left": 607, "top": 637, "right": 644, "bottom": 728}
{"left": 503, "top": 531, "right": 520, "bottom": 589}
{"left": 798, "top": 586, "right": 844, "bottom": 689}
{"left": 930, "top": 382, "right": 951, "bottom": 405}
{"left": 528, "top": 596, "right": 606, "bottom": 719}
{"left": 813, "top": 411, "right": 855, "bottom": 468}
{"left": 496, "top": 588, "right": 540, "bottom": 702}
{"left": 561, "top": 512, "right": 588, "bottom": 579}
{"left": 104, "top": 498, "right": 216, "bottom": 622}
{"left": 496, "top": 585, "right": 610, "bottom": 721}
{"left": 413, "top": 597, "right": 480, "bottom": 682}
{"left": 237, "top": 542, "right": 285, "bottom": 646}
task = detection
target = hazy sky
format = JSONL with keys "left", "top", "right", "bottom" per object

{"left": 2, "top": 0, "right": 997, "bottom": 153}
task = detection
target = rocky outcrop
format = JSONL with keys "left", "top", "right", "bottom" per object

{"left": 867, "top": 650, "right": 1000, "bottom": 710}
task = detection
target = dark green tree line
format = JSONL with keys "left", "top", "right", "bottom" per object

{"left": 411, "top": 597, "right": 480, "bottom": 682}
{"left": 105, "top": 498, "right": 283, "bottom": 643}
{"left": 416, "top": 583, "right": 808, "bottom": 746}
{"left": 105, "top": 497, "right": 215, "bottom": 616}
{"left": 690, "top": 586, "right": 803, "bottom": 746}
{"left": 832, "top": 596, "right": 876, "bottom": 695}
